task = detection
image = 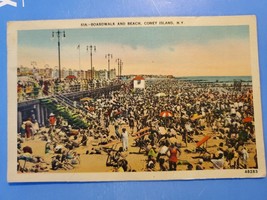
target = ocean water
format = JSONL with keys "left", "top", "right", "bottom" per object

{"left": 176, "top": 76, "right": 252, "bottom": 83}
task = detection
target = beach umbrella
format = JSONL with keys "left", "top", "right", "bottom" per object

{"left": 159, "top": 111, "right": 173, "bottom": 117}
{"left": 159, "top": 111, "right": 172, "bottom": 128}
{"left": 22, "top": 146, "right": 33, "bottom": 154}
{"left": 114, "top": 111, "right": 122, "bottom": 116}
{"left": 243, "top": 117, "right": 253, "bottom": 123}
{"left": 65, "top": 75, "right": 77, "bottom": 79}
{"left": 191, "top": 114, "right": 203, "bottom": 121}
{"left": 87, "top": 106, "right": 95, "bottom": 112}
{"left": 80, "top": 97, "right": 93, "bottom": 102}
{"left": 155, "top": 92, "right": 167, "bottom": 97}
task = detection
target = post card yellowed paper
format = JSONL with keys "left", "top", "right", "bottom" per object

{"left": 7, "top": 16, "right": 265, "bottom": 182}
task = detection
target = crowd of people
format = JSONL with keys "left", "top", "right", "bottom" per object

{"left": 17, "top": 77, "right": 119, "bottom": 102}
{"left": 17, "top": 77, "right": 258, "bottom": 173}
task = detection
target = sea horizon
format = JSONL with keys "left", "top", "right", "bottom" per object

{"left": 175, "top": 75, "right": 252, "bottom": 83}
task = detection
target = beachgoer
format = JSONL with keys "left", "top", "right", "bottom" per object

{"left": 129, "top": 116, "right": 135, "bottom": 134}
{"left": 49, "top": 113, "right": 57, "bottom": 133}
{"left": 240, "top": 146, "right": 249, "bottom": 168}
{"left": 121, "top": 128, "right": 128, "bottom": 151}
{"left": 168, "top": 143, "right": 179, "bottom": 171}
{"left": 146, "top": 155, "right": 156, "bottom": 171}
{"left": 25, "top": 118, "right": 33, "bottom": 140}
{"left": 196, "top": 159, "right": 204, "bottom": 170}
{"left": 148, "top": 145, "right": 157, "bottom": 160}
{"left": 211, "top": 148, "right": 224, "bottom": 169}
{"left": 114, "top": 123, "right": 120, "bottom": 139}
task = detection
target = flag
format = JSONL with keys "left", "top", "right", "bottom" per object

{"left": 77, "top": 44, "right": 80, "bottom": 49}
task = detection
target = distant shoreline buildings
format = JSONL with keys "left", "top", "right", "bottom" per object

{"left": 17, "top": 65, "right": 176, "bottom": 81}
{"left": 17, "top": 65, "right": 117, "bottom": 80}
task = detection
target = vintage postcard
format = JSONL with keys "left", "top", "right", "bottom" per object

{"left": 7, "top": 16, "right": 265, "bottom": 182}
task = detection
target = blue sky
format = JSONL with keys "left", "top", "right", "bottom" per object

{"left": 18, "top": 25, "right": 249, "bottom": 48}
{"left": 18, "top": 25, "right": 251, "bottom": 76}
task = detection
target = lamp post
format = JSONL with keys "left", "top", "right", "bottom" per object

{"left": 87, "top": 45, "right": 96, "bottom": 80}
{"left": 120, "top": 60, "right": 123, "bottom": 79}
{"left": 116, "top": 58, "right": 123, "bottom": 80}
{"left": 52, "top": 30, "right": 65, "bottom": 80}
{"left": 116, "top": 58, "right": 120, "bottom": 79}
{"left": 31, "top": 61, "right": 37, "bottom": 75}
{"left": 105, "top": 54, "right": 112, "bottom": 79}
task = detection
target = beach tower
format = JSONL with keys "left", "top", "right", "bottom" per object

{"left": 133, "top": 75, "right": 145, "bottom": 90}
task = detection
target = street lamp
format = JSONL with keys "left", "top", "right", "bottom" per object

{"left": 105, "top": 53, "right": 112, "bottom": 79}
{"left": 120, "top": 60, "right": 123, "bottom": 79}
{"left": 116, "top": 58, "right": 123, "bottom": 80}
{"left": 31, "top": 61, "right": 37, "bottom": 75}
{"left": 52, "top": 30, "right": 66, "bottom": 80}
{"left": 87, "top": 45, "right": 96, "bottom": 80}
{"left": 116, "top": 58, "right": 120, "bottom": 79}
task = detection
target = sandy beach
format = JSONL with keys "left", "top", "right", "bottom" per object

{"left": 18, "top": 123, "right": 257, "bottom": 173}
{"left": 17, "top": 78, "right": 258, "bottom": 174}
